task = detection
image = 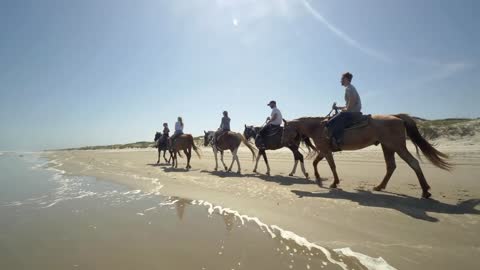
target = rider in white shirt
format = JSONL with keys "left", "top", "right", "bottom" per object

{"left": 256, "top": 100, "right": 283, "bottom": 149}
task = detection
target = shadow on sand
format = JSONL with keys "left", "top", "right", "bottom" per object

{"left": 200, "top": 170, "right": 314, "bottom": 186}
{"left": 146, "top": 163, "right": 171, "bottom": 167}
{"left": 291, "top": 188, "right": 480, "bottom": 222}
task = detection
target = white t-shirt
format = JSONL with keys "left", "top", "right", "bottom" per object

{"left": 345, "top": 84, "right": 362, "bottom": 112}
{"left": 270, "top": 108, "right": 283, "bottom": 126}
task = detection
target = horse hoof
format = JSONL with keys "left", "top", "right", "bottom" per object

{"left": 266, "top": 172, "right": 270, "bottom": 176}
{"left": 214, "top": 168, "right": 218, "bottom": 171}
{"left": 305, "top": 173, "right": 309, "bottom": 179}
{"left": 224, "top": 167, "right": 228, "bottom": 171}
{"left": 289, "top": 173, "right": 294, "bottom": 177}
{"left": 315, "top": 179, "right": 322, "bottom": 187}
{"left": 373, "top": 186, "right": 383, "bottom": 191}
{"left": 329, "top": 184, "right": 337, "bottom": 189}
{"left": 422, "top": 191, "right": 432, "bottom": 199}
{"left": 237, "top": 171, "right": 241, "bottom": 174}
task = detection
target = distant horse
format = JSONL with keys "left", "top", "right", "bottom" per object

{"left": 243, "top": 125, "right": 311, "bottom": 178}
{"left": 281, "top": 114, "right": 452, "bottom": 198}
{"left": 170, "top": 134, "right": 201, "bottom": 170}
{"left": 154, "top": 132, "right": 171, "bottom": 164}
{"left": 203, "top": 130, "right": 256, "bottom": 173}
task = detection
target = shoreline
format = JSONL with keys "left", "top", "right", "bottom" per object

{"left": 46, "top": 143, "right": 480, "bottom": 270}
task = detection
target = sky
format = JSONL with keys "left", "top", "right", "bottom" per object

{"left": 0, "top": 0, "right": 479, "bottom": 151}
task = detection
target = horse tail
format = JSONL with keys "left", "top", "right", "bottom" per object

{"left": 190, "top": 135, "right": 201, "bottom": 159}
{"left": 395, "top": 114, "right": 452, "bottom": 171}
{"left": 240, "top": 134, "right": 257, "bottom": 161}
{"left": 302, "top": 136, "right": 318, "bottom": 159}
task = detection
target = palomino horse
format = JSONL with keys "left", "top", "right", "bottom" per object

{"left": 169, "top": 134, "right": 201, "bottom": 169}
{"left": 154, "top": 132, "right": 172, "bottom": 164}
{"left": 281, "top": 114, "right": 451, "bottom": 198}
{"left": 203, "top": 131, "right": 256, "bottom": 173}
{"left": 243, "top": 125, "right": 310, "bottom": 178}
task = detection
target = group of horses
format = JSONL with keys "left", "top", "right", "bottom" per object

{"left": 154, "top": 113, "right": 451, "bottom": 198}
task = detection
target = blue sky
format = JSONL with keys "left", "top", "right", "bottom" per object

{"left": 0, "top": 0, "right": 478, "bottom": 151}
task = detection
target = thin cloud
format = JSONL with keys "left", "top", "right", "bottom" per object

{"left": 301, "top": 0, "right": 473, "bottom": 84}
{"left": 302, "top": 0, "right": 391, "bottom": 62}
{"left": 413, "top": 61, "right": 473, "bottom": 85}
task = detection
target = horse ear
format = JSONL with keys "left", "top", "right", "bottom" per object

{"left": 244, "top": 124, "right": 247, "bottom": 128}
{"left": 204, "top": 130, "right": 207, "bottom": 134}
{"left": 283, "top": 119, "right": 288, "bottom": 125}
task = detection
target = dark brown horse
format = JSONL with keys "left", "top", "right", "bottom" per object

{"left": 243, "top": 125, "right": 310, "bottom": 178}
{"left": 281, "top": 114, "right": 452, "bottom": 198}
{"left": 154, "top": 132, "right": 172, "bottom": 164}
{"left": 170, "top": 134, "right": 201, "bottom": 170}
{"left": 204, "top": 130, "right": 256, "bottom": 173}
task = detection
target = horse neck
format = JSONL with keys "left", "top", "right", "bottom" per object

{"left": 294, "top": 118, "right": 326, "bottom": 137}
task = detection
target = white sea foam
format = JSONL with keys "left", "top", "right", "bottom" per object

{"left": 334, "top": 248, "right": 397, "bottom": 270}
{"left": 184, "top": 200, "right": 397, "bottom": 270}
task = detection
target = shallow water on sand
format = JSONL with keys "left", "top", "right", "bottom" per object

{"left": 0, "top": 153, "right": 394, "bottom": 270}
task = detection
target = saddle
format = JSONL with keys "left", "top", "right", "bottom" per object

{"left": 345, "top": 113, "right": 371, "bottom": 131}
{"left": 264, "top": 125, "right": 283, "bottom": 137}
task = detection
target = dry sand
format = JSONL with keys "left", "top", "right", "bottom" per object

{"left": 48, "top": 140, "right": 480, "bottom": 270}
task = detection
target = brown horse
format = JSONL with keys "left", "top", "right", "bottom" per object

{"left": 170, "top": 134, "right": 201, "bottom": 170}
{"left": 203, "top": 131, "right": 256, "bottom": 173}
{"left": 281, "top": 114, "right": 452, "bottom": 198}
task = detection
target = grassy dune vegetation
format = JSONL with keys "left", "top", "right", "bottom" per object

{"left": 63, "top": 118, "right": 479, "bottom": 150}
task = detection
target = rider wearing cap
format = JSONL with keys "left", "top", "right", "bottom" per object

{"left": 256, "top": 100, "right": 283, "bottom": 149}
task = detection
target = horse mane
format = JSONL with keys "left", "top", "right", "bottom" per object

{"left": 293, "top": 116, "right": 327, "bottom": 122}
{"left": 290, "top": 117, "right": 327, "bottom": 127}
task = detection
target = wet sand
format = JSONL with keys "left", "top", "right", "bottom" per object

{"left": 2, "top": 154, "right": 377, "bottom": 270}
{"left": 47, "top": 142, "right": 480, "bottom": 270}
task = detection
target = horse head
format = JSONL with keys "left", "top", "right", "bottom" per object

{"left": 243, "top": 125, "right": 256, "bottom": 141}
{"left": 203, "top": 130, "right": 214, "bottom": 147}
{"left": 154, "top": 132, "right": 161, "bottom": 142}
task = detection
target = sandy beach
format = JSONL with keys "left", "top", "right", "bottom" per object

{"left": 47, "top": 141, "right": 480, "bottom": 270}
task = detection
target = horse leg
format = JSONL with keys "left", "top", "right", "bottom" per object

{"left": 185, "top": 148, "right": 191, "bottom": 170}
{"left": 172, "top": 151, "right": 176, "bottom": 168}
{"left": 227, "top": 149, "right": 236, "bottom": 172}
{"left": 253, "top": 150, "right": 261, "bottom": 173}
{"left": 325, "top": 152, "right": 340, "bottom": 188}
{"left": 163, "top": 150, "right": 168, "bottom": 164}
{"left": 213, "top": 148, "right": 219, "bottom": 171}
{"left": 220, "top": 150, "right": 228, "bottom": 171}
{"left": 289, "top": 148, "right": 299, "bottom": 177}
{"left": 157, "top": 149, "right": 161, "bottom": 164}
{"left": 299, "top": 152, "right": 309, "bottom": 179}
{"left": 313, "top": 153, "right": 325, "bottom": 185}
{"left": 395, "top": 146, "right": 431, "bottom": 198}
{"left": 374, "top": 145, "right": 396, "bottom": 191}
{"left": 234, "top": 148, "right": 241, "bottom": 174}
{"left": 262, "top": 151, "right": 271, "bottom": 176}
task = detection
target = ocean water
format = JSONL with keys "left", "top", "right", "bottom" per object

{"left": 0, "top": 153, "right": 395, "bottom": 270}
